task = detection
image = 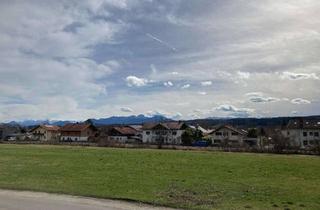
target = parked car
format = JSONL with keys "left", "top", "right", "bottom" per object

{"left": 192, "top": 140, "right": 210, "bottom": 147}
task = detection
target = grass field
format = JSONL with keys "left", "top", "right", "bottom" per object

{"left": 0, "top": 144, "right": 319, "bottom": 210}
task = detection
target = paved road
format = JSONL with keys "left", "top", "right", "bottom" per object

{"left": 0, "top": 190, "right": 175, "bottom": 210}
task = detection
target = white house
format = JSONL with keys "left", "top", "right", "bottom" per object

{"left": 142, "top": 122, "right": 188, "bottom": 145}
{"left": 207, "top": 125, "right": 248, "bottom": 147}
{"left": 282, "top": 119, "right": 320, "bottom": 149}
{"left": 30, "top": 125, "right": 60, "bottom": 141}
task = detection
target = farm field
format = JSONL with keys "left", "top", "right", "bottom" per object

{"left": 0, "top": 144, "right": 319, "bottom": 210}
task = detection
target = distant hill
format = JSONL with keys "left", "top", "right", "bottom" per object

{"left": 186, "top": 115, "right": 320, "bottom": 128}
{"left": 6, "top": 115, "right": 171, "bottom": 127}
{"left": 7, "top": 120, "right": 75, "bottom": 127}
{"left": 5, "top": 115, "right": 320, "bottom": 128}
{"left": 89, "top": 114, "right": 171, "bottom": 126}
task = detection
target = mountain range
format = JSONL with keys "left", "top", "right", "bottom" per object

{"left": 6, "top": 115, "right": 171, "bottom": 127}
{"left": 4, "top": 115, "right": 320, "bottom": 128}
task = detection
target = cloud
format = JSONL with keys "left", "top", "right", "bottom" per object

{"left": 126, "top": 76, "right": 149, "bottom": 87}
{"left": 120, "top": 107, "right": 134, "bottom": 113}
{"left": 170, "top": 72, "right": 179, "bottom": 75}
{"left": 1, "top": 1, "right": 320, "bottom": 121}
{"left": 237, "top": 71, "right": 250, "bottom": 79}
{"left": 200, "top": 81, "right": 212, "bottom": 86}
{"left": 281, "top": 72, "right": 319, "bottom": 80}
{"left": 291, "top": 98, "right": 311, "bottom": 104}
{"left": 198, "top": 91, "right": 207, "bottom": 95}
{"left": 164, "top": 81, "right": 173, "bottom": 87}
{"left": 215, "top": 104, "right": 254, "bottom": 118}
{"left": 172, "top": 112, "right": 182, "bottom": 119}
{"left": 181, "top": 84, "right": 191, "bottom": 89}
{"left": 245, "top": 92, "right": 280, "bottom": 103}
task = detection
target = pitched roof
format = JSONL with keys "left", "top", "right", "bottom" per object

{"left": 286, "top": 119, "right": 320, "bottom": 130}
{"left": 142, "top": 122, "right": 186, "bottom": 130}
{"left": 210, "top": 125, "right": 247, "bottom": 135}
{"left": 30, "top": 125, "right": 60, "bottom": 132}
{"left": 112, "top": 126, "right": 137, "bottom": 135}
{"left": 188, "top": 125, "right": 212, "bottom": 134}
{"left": 60, "top": 123, "right": 95, "bottom": 132}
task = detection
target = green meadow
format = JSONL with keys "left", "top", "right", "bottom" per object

{"left": 0, "top": 144, "right": 319, "bottom": 209}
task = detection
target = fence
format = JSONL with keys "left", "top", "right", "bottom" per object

{"left": 1, "top": 140, "right": 319, "bottom": 155}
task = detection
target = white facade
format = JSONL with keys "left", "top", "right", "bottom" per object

{"left": 142, "top": 129, "right": 185, "bottom": 145}
{"left": 282, "top": 129, "right": 320, "bottom": 149}
{"left": 208, "top": 127, "right": 246, "bottom": 146}
{"left": 108, "top": 136, "right": 128, "bottom": 143}
{"left": 60, "top": 136, "right": 88, "bottom": 142}
{"left": 31, "top": 126, "right": 60, "bottom": 141}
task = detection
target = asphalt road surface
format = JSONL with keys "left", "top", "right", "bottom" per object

{"left": 0, "top": 190, "right": 176, "bottom": 210}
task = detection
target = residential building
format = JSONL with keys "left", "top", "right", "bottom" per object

{"left": 30, "top": 125, "right": 60, "bottom": 141}
{"left": 60, "top": 123, "right": 97, "bottom": 142}
{"left": 282, "top": 119, "right": 320, "bottom": 149}
{"left": 107, "top": 126, "right": 141, "bottom": 143}
{"left": 207, "top": 125, "right": 248, "bottom": 147}
{"left": 188, "top": 125, "right": 213, "bottom": 136}
{"left": 142, "top": 122, "right": 188, "bottom": 144}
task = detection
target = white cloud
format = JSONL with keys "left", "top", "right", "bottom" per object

{"left": 198, "top": 91, "right": 207, "bottom": 95}
{"left": 215, "top": 104, "right": 254, "bottom": 118}
{"left": 120, "top": 107, "right": 134, "bottom": 113}
{"left": 181, "top": 84, "right": 191, "bottom": 89}
{"left": 237, "top": 71, "right": 250, "bottom": 79}
{"left": 164, "top": 81, "right": 173, "bottom": 87}
{"left": 291, "top": 98, "right": 311, "bottom": 104}
{"left": 200, "top": 81, "right": 212, "bottom": 86}
{"left": 126, "top": 76, "right": 149, "bottom": 87}
{"left": 281, "top": 72, "right": 319, "bottom": 80}
{"left": 245, "top": 92, "right": 280, "bottom": 103}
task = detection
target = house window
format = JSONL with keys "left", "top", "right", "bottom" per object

{"left": 216, "top": 132, "right": 222, "bottom": 136}
{"left": 223, "top": 132, "right": 228, "bottom": 136}
{"left": 146, "top": 131, "right": 150, "bottom": 135}
{"left": 172, "top": 131, "right": 177, "bottom": 135}
{"left": 287, "top": 131, "right": 290, "bottom": 136}
{"left": 309, "top": 140, "right": 314, "bottom": 145}
{"left": 303, "top": 140, "right": 308, "bottom": 145}
{"left": 231, "top": 132, "right": 238, "bottom": 136}
{"left": 155, "top": 131, "right": 160, "bottom": 135}
{"left": 315, "top": 132, "right": 319, "bottom": 137}
{"left": 214, "top": 139, "right": 221, "bottom": 144}
{"left": 303, "top": 132, "right": 307, "bottom": 137}
{"left": 309, "top": 132, "right": 313, "bottom": 136}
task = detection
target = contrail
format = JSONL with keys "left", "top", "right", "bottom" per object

{"left": 146, "top": 33, "right": 177, "bottom": 52}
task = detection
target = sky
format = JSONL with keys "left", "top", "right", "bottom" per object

{"left": 0, "top": 0, "right": 320, "bottom": 122}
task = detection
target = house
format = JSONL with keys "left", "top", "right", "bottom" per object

{"left": 207, "top": 125, "right": 248, "bottom": 147}
{"left": 188, "top": 125, "right": 213, "bottom": 136}
{"left": 142, "top": 122, "right": 188, "bottom": 145}
{"left": 60, "top": 123, "right": 97, "bottom": 142}
{"left": 30, "top": 125, "right": 60, "bottom": 141}
{"left": 107, "top": 126, "right": 141, "bottom": 143}
{"left": 282, "top": 119, "right": 320, "bottom": 149}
